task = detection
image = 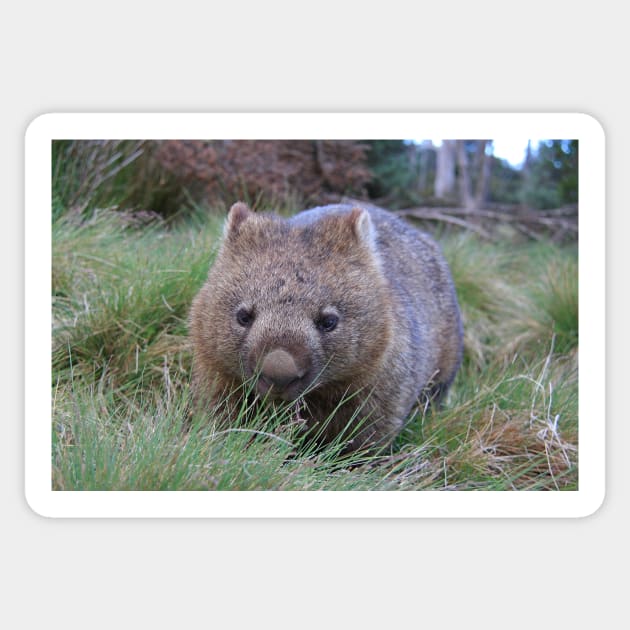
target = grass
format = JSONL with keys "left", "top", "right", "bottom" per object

{"left": 51, "top": 206, "right": 579, "bottom": 491}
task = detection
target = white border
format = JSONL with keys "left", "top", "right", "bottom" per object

{"left": 25, "top": 113, "right": 605, "bottom": 518}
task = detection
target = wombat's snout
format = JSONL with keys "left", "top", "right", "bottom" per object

{"left": 257, "top": 348, "right": 310, "bottom": 399}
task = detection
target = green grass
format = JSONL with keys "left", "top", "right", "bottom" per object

{"left": 51, "top": 207, "right": 579, "bottom": 491}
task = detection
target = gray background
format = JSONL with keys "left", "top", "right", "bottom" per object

{"left": 4, "top": 1, "right": 627, "bottom": 628}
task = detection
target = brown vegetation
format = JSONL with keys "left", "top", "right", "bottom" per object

{"left": 153, "top": 140, "right": 372, "bottom": 208}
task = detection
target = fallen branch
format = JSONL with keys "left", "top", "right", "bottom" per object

{"left": 396, "top": 204, "right": 578, "bottom": 243}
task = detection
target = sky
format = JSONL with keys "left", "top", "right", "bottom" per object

{"left": 426, "top": 139, "right": 542, "bottom": 168}
{"left": 491, "top": 139, "right": 542, "bottom": 167}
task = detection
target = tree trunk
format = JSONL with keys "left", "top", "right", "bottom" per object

{"left": 474, "top": 140, "right": 492, "bottom": 208}
{"left": 456, "top": 140, "right": 493, "bottom": 210}
{"left": 434, "top": 140, "right": 457, "bottom": 200}
{"left": 456, "top": 140, "right": 475, "bottom": 210}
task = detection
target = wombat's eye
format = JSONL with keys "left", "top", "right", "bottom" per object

{"left": 316, "top": 313, "right": 339, "bottom": 333}
{"left": 236, "top": 307, "right": 255, "bottom": 327}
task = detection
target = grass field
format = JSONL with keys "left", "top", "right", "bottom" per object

{"left": 51, "top": 205, "right": 578, "bottom": 491}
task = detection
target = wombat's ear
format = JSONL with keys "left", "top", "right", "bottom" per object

{"left": 224, "top": 202, "right": 253, "bottom": 238}
{"left": 348, "top": 207, "right": 377, "bottom": 253}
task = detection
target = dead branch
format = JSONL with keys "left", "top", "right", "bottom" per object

{"left": 394, "top": 204, "right": 578, "bottom": 243}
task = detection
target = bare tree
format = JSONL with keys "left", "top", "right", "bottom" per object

{"left": 456, "top": 140, "right": 474, "bottom": 209}
{"left": 434, "top": 140, "right": 457, "bottom": 200}
{"left": 474, "top": 140, "right": 493, "bottom": 208}
{"left": 456, "top": 140, "right": 493, "bottom": 210}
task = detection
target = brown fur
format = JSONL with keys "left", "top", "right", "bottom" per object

{"left": 189, "top": 201, "right": 463, "bottom": 452}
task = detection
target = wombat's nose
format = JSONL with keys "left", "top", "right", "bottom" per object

{"left": 260, "top": 348, "right": 303, "bottom": 391}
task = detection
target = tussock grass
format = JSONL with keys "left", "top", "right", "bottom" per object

{"left": 51, "top": 207, "right": 579, "bottom": 491}
{"left": 52, "top": 208, "right": 224, "bottom": 392}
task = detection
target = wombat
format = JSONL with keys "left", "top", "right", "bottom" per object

{"left": 190, "top": 201, "right": 463, "bottom": 453}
